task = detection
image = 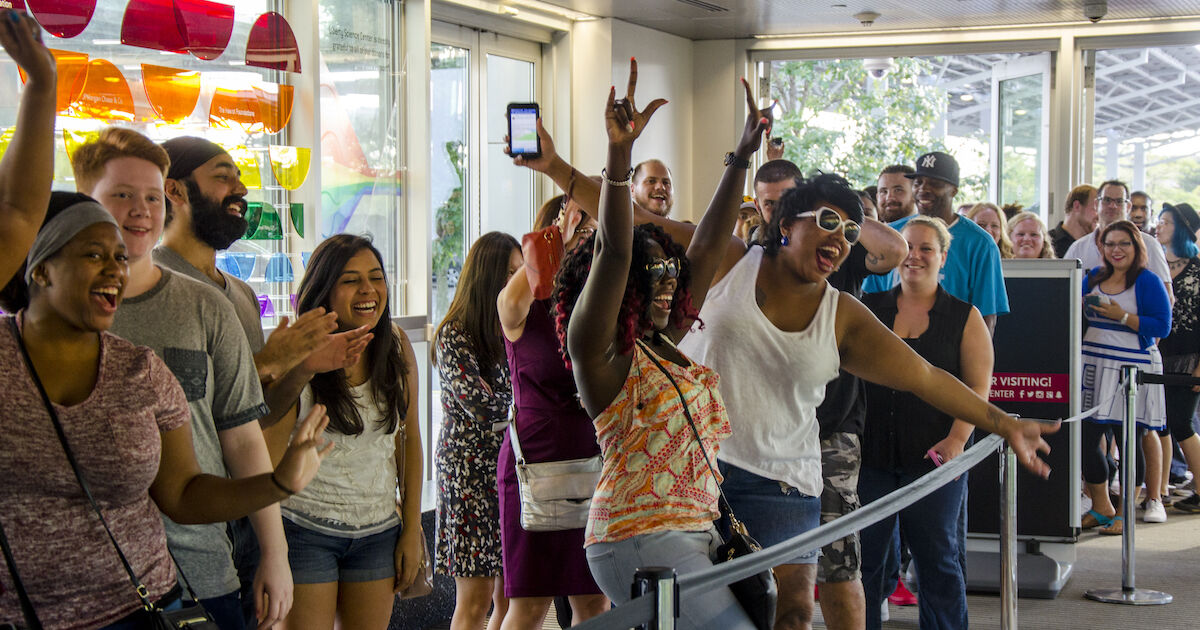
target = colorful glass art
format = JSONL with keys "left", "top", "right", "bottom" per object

{"left": 120, "top": 0, "right": 234, "bottom": 60}
{"left": 25, "top": 0, "right": 95, "bottom": 39}
{"left": 141, "top": 64, "right": 201, "bottom": 123}
{"left": 71, "top": 59, "right": 135, "bottom": 121}
{"left": 268, "top": 145, "right": 311, "bottom": 190}
{"left": 245, "top": 12, "right": 301, "bottom": 73}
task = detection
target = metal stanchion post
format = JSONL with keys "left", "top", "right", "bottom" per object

{"left": 1085, "top": 365, "right": 1172, "bottom": 605}
{"left": 1000, "top": 443, "right": 1018, "bottom": 629}
{"left": 632, "top": 567, "right": 678, "bottom": 630}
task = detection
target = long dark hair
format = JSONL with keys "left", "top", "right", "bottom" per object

{"left": 1094, "top": 220, "right": 1148, "bottom": 291}
{"left": 298, "top": 234, "right": 408, "bottom": 435}
{"left": 434, "top": 231, "right": 519, "bottom": 370}
{"left": 552, "top": 223, "right": 699, "bottom": 366}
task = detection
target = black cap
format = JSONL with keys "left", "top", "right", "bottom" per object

{"left": 1165, "top": 202, "right": 1200, "bottom": 235}
{"left": 906, "top": 151, "right": 959, "bottom": 188}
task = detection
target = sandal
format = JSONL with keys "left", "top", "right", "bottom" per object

{"left": 1098, "top": 516, "right": 1124, "bottom": 536}
{"left": 1082, "top": 509, "right": 1115, "bottom": 530}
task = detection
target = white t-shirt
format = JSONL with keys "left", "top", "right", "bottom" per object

{"left": 678, "top": 246, "right": 840, "bottom": 497}
{"left": 1064, "top": 228, "right": 1172, "bottom": 286}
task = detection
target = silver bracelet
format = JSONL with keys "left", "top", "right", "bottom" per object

{"left": 1120, "top": 312, "right": 1130, "bottom": 326}
{"left": 601, "top": 167, "right": 633, "bottom": 187}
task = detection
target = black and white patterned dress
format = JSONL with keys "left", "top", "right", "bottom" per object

{"left": 434, "top": 322, "right": 511, "bottom": 577}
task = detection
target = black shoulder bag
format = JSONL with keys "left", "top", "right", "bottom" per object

{"left": 636, "top": 338, "right": 778, "bottom": 630}
{"left": 9, "top": 318, "right": 218, "bottom": 630}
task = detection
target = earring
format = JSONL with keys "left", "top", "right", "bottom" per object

{"left": 780, "top": 235, "right": 790, "bottom": 247}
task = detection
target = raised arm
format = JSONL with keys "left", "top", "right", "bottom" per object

{"left": 566, "top": 60, "right": 665, "bottom": 415}
{"left": 860, "top": 217, "right": 908, "bottom": 274}
{"left": 0, "top": 10, "right": 56, "bottom": 284}
{"left": 834, "top": 294, "right": 1056, "bottom": 476}
{"left": 679, "top": 78, "right": 771, "bottom": 321}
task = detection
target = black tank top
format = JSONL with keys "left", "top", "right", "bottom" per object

{"left": 861, "top": 286, "right": 973, "bottom": 474}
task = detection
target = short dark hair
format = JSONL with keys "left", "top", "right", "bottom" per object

{"left": 632, "top": 159, "right": 670, "bottom": 184}
{"left": 1131, "top": 190, "right": 1152, "bottom": 205}
{"left": 764, "top": 173, "right": 864, "bottom": 256}
{"left": 879, "top": 164, "right": 915, "bottom": 177}
{"left": 754, "top": 159, "right": 803, "bottom": 187}
{"left": 1098, "top": 179, "right": 1130, "bottom": 200}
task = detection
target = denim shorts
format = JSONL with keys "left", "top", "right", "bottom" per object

{"left": 283, "top": 518, "right": 400, "bottom": 584}
{"left": 718, "top": 461, "right": 821, "bottom": 564}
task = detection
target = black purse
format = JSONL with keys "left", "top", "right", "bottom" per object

{"left": 637, "top": 338, "right": 778, "bottom": 630}
{"left": 9, "top": 318, "right": 219, "bottom": 630}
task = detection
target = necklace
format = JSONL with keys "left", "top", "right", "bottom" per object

{"left": 1169, "top": 257, "right": 1187, "bottom": 270}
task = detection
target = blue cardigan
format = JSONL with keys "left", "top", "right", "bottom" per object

{"left": 1083, "top": 267, "right": 1172, "bottom": 350}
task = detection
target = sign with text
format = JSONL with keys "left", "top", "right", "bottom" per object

{"left": 990, "top": 372, "right": 1070, "bottom": 403}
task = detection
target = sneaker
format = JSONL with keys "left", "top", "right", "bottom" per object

{"left": 889, "top": 580, "right": 918, "bottom": 606}
{"left": 880, "top": 600, "right": 889, "bottom": 622}
{"left": 1173, "top": 493, "right": 1200, "bottom": 513}
{"left": 1144, "top": 498, "right": 1167, "bottom": 523}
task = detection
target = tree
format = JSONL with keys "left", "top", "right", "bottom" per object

{"left": 768, "top": 57, "right": 987, "bottom": 200}
{"left": 432, "top": 140, "right": 465, "bottom": 316}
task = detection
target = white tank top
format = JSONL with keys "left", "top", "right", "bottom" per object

{"left": 678, "top": 246, "right": 840, "bottom": 497}
{"left": 282, "top": 383, "right": 401, "bottom": 537}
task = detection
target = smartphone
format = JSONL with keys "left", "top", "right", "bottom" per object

{"left": 507, "top": 103, "right": 541, "bottom": 158}
{"left": 927, "top": 448, "right": 944, "bottom": 467}
{"left": 769, "top": 137, "right": 784, "bottom": 148}
{"left": 1085, "top": 294, "right": 1111, "bottom": 308}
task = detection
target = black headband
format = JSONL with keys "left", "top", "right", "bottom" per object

{"left": 161, "top": 136, "right": 227, "bottom": 181}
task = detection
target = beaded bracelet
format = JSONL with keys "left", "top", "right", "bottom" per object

{"left": 601, "top": 167, "right": 634, "bottom": 187}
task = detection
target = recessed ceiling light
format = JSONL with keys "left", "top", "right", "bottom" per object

{"left": 960, "top": 93, "right": 974, "bottom": 102}
{"left": 1014, "top": 109, "right": 1028, "bottom": 116}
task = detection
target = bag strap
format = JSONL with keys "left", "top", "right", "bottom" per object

{"left": 7, "top": 317, "right": 196, "bottom": 612}
{"left": 0, "top": 516, "right": 43, "bottom": 630}
{"left": 634, "top": 337, "right": 741, "bottom": 523}
{"left": 507, "top": 415, "right": 527, "bottom": 465}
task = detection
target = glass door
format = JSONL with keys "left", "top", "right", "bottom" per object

{"left": 990, "top": 53, "right": 1051, "bottom": 220}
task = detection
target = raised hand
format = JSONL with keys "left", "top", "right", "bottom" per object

{"left": 505, "top": 118, "right": 558, "bottom": 173}
{"left": 272, "top": 404, "right": 334, "bottom": 494}
{"left": 606, "top": 57, "right": 668, "bottom": 147}
{"left": 0, "top": 10, "right": 54, "bottom": 87}
{"left": 734, "top": 78, "right": 772, "bottom": 159}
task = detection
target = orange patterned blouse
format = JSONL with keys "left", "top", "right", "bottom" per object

{"left": 584, "top": 340, "right": 732, "bottom": 545}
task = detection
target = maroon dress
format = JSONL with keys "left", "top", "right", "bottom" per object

{"left": 499, "top": 299, "right": 602, "bottom": 597}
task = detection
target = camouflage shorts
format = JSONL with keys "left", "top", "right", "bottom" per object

{"left": 817, "top": 432, "right": 862, "bottom": 583}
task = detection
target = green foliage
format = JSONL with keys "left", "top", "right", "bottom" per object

{"left": 433, "top": 140, "right": 466, "bottom": 275}
{"left": 1092, "top": 154, "right": 1200, "bottom": 210}
{"left": 768, "top": 57, "right": 987, "bottom": 199}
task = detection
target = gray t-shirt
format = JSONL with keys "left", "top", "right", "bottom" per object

{"left": 109, "top": 267, "right": 269, "bottom": 599}
{"left": 154, "top": 246, "right": 266, "bottom": 353}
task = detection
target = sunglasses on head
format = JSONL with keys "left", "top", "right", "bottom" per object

{"left": 645, "top": 256, "right": 680, "bottom": 282}
{"left": 797, "top": 206, "right": 861, "bottom": 243}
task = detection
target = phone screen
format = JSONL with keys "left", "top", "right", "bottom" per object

{"left": 508, "top": 105, "right": 540, "bottom": 156}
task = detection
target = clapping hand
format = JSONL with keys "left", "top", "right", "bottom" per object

{"left": 606, "top": 58, "right": 668, "bottom": 147}
{"left": 272, "top": 404, "right": 334, "bottom": 494}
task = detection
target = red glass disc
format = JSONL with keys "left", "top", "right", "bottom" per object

{"left": 245, "top": 12, "right": 301, "bottom": 74}
{"left": 25, "top": 0, "right": 96, "bottom": 39}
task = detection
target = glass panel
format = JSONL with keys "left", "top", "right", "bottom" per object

{"left": 1090, "top": 46, "right": 1200, "bottom": 214}
{"left": 484, "top": 53, "right": 534, "bottom": 237}
{"left": 317, "top": 0, "right": 404, "bottom": 310}
{"left": 997, "top": 74, "right": 1042, "bottom": 209}
{"left": 763, "top": 54, "right": 1037, "bottom": 203}
{"left": 429, "top": 42, "right": 469, "bottom": 327}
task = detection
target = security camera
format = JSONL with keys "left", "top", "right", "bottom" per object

{"left": 864, "top": 58, "right": 895, "bottom": 79}
{"left": 854, "top": 10, "right": 881, "bottom": 27}
{"left": 1084, "top": 1, "right": 1107, "bottom": 23}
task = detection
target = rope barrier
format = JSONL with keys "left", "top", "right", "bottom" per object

{"left": 570, "top": 432, "right": 1008, "bottom": 630}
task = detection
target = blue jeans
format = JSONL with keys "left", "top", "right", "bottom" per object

{"left": 586, "top": 529, "right": 756, "bottom": 630}
{"left": 859, "top": 466, "right": 968, "bottom": 630}
{"left": 717, "top": 461, "right": 821, "bottom": 563}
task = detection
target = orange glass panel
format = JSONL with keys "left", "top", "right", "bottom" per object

{"left": 268, "top": 145, "right": 311, "bottom": 191}
{"left": 209, "top": 88, "right": 262, "bottom": 132}
{"left": 71, "top": 60, "right": 135, "bottom": 121}
{"left": 26, "top": 0, "right": 95, "bottom": 39}
{"left": 254, "top": 85, "right": 294, "bottom": 134}
{"left": 63, "top": 128, "right": 100, "bottom": 161}
{"left": 227, "top": 146, "right": 262, "bottom": 190}
{"left": 245, "top": 12, "right": 301, "bottom": 74}
{"left": 141, "top": 64, "right": 201, "bottom": 123}
{"left": 18, "top": 49, "right": 89, "bottom": 113}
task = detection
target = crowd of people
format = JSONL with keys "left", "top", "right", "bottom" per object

{"left": 0, "top": 10, "right": 1194, "bottom": 630}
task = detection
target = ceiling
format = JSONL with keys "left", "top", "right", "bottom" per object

{"left": 535, "top": 0, "right": 1200, "bottom": 40}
